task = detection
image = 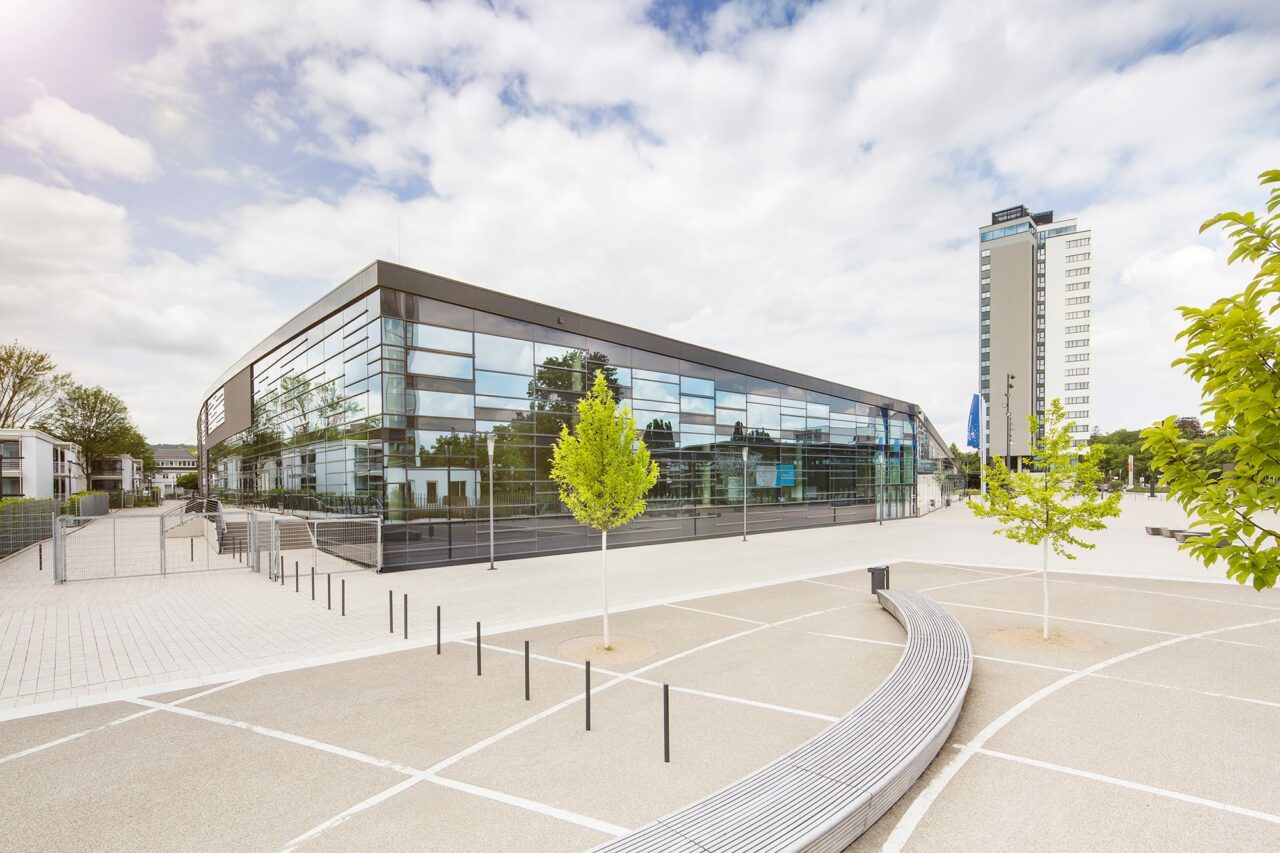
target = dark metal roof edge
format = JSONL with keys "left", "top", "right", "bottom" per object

{"left": 202, "top": 259, "right": 921, "bottom": 416}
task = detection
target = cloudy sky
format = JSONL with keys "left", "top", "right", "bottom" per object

{"left": 2, "top": 0, "right": 1278, "bottom": 444}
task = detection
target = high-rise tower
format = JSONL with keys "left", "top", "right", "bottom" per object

{"left": 979, "top": 206, "right": 1092, "bottom": 465}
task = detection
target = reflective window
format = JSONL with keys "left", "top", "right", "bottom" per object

{"left": 407, "top": 350, "right": 473, "bottom": 379}
{"left": 680, "top": 395, "right": 713, "bottom": 415}
{"left": 412, "top": 390, "right": 474, "bottom": 418}
{"left": 475, "top": 334, "right": 534, "bottom": 374}
{"left": 781, "top": 414, "right": 806, "bottom": 430}
{"left": 633, "top": 378, "right": 679, "bottom": 403}
{"left": 475, "top": 395, "right": 533, "bottom": 411}
{"left": 634, "top": 368, "right": 680, "bottom": 384}
{"left": 747, "top": 402, "right": 780, "bottom": 430}
{"left": 716, "top": 408, "right": 745, "bottom": 426}
{"left": 715, "top": 391, "right": 746, "bottom": 409}
{"left": 408, "top": 323, "right": 472, "bottom": 354}
{"left": 680, "top": 376, "right": 714, "bottom": 397}
{"left": 475, "top": 371, "right": 532, "bottom": 398}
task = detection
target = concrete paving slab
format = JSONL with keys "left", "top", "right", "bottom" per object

{"left": 142, "top": 682, "right": 230, "bottom": 704}
{"left": 0, "top": 709, "right": 400, "bottom": 852}
{"left": 485, "top": 604, "right": 748, "bottom": 673}
{"left": 670, "top": 579, "right": 852, "bottom": 624}
{"left": 1103, "top": 636, "right": 1280, "bottom": 705}
{"left": 1051, "top": 572, "right": 1280, "bottom": 609}
{"left": 1214, "top": 619, "right": 1280, "bottom": 651}
{"left": 441, "top": 680, "right": 827, "bottom": 831}
{"left": 184, "top": 644, "right": 584, "bottom": 771}
{"left": 950, "top": 658, "right": 1062, "bottom": 743}
{"left": 305, "top": 776, "right": 613, "bottom": 853}
{"left": 887, "top": 752, "right": 1280, "bottom": 852}
{"left": 0, "top": 700, "right": 136, "bottom": 757}
{"left": 936, "top": 573, "right": 1258, "bottom": 635}
{"left": 940, "top": 598, "right": 1157, "bottom": 671}
{"left": 818, "top": 561, "right": 1025, "bottom": 595}
{"left": 778, "top": 594, "right": 913, "bottom": 644}
{"left": 986, "top": 676, "right": 1280, "bottom": 815}
{"left": 642, "top": 620, "right": 900, "bottom": 718}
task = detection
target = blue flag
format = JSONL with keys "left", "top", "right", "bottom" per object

{"left": 966, "top": 394, "right": 981, "bottom": 449}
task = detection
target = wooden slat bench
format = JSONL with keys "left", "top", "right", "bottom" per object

{"left": 596, "top": 589, "right": 972, "bottom": 852}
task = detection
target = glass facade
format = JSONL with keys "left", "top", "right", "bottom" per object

{"left": 202, "top": 283, "right": 940, "bottom": 569}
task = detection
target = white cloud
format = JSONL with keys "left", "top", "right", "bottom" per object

{"left": 2, "top": 94, "right": 162, "bottom": 182}
{"left": 6, "top": 0, "right": 1280, "bottom": 445}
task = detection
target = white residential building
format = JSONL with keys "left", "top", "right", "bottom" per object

{"left": 0, "top": 429, "right": 87, "bottom": 500}
{"left": 151, "top": 446, "right": 199, "bottom": 497}
{"left": 979, "top": 205, "right": 1095, "bottom": 466}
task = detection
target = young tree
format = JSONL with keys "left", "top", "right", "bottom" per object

{"left": 1142, "top": 170, "right": 1280, "bottom": 590}
{"left": 550, "top": 370, "right": 659, "bottom": 648}
{"left": 175, "top": 471, "right": 200, "bottom": 492}
{"left": 0, "top": 342, "right": 70, "bottom": 428}
{"left": 972, "top": 399, "right": 1122, "bottom": 638}
{"left": 38, "top": 384, "right": 147, "bottom": 480}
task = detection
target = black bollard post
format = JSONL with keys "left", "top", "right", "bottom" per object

{"left": 389, "top": 589, "right": 394, "bottom": 634}
{"left": 327, "top": 574, "right": 331, "bottom": 611}
{"left": 190, "top": 538, "right": 193, "bottom": 562}
{"left": 585, "top": 661, "right": 592, "bottom": 731}
{"left": 436, "top": 606, "right": 441, "bottom": 655}
{"left": 476, "top": 622, "right": 482, "bottom": 675}
{"left": 524, "top": 640, "right": 530, "bottom": 701}
{"left": 403, "top": 593, "right": 408, "bottom": 640}
{"left": 663, "top": 683, "right": 670, "bottom": 763}
{"left": 39, "top": 543, "right": 43, "bottom": 571}
{"left": 295, "top": 565, "right": 299, "bottom": 592}
{"left": 341, "top": 578, "right": 346, "bottom": 616}
{"left": 311, "top": 567, "right": 315, "bottom": 601}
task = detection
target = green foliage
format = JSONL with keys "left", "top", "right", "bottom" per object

{"left": 38, "top": 383, "right": 149, "bottom": 478}
{"left": 550, "top": 370, "right": 659, "bottom": 531}
{"left": 175, "top": 472, "right": 200, "bottom": 491}
{"left": 0, "top": 341, "right": 71, "bottom": 429}
{"left": 1142, "top": 170, "right": 1280, "bottom": 590}
{"left": 973, "top": 400, "right": 1122, "bottom": 558}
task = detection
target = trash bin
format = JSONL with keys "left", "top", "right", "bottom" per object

{"left": 867, "top": 565, "right": 890, "bottom": 594}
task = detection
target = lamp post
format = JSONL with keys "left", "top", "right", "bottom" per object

{"left": 742, "top": 445, "right": 749, "bottom": 542}
{"left": 1004, "top": 373, "right": 1016, "bottom": 463}
{"left": 487, "top": 432, "right": 496, "bottom": 571}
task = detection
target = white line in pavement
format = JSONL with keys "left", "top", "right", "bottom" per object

{"left": 801, "top": 578, "right": 858, "bottom": 591}
{"left": 805, "top": 631, "right": 905, "bottom": 650}
{"left": 881, "top": 613, "right": 1280, "bottom": 852}
{"left": 282, "top": 775, "right": 422, "bottom": 851}
{"left": 664, "top": 603, "right": 766, "bottom": 625}
{"left": 967, "top": 746, "right": 1280, "bottom": 826}
{"left": 126, "top": 698, "right": 418, "bottom": 775}
{"left": 0, "top": 677, "right": 253, "bottom": 767}
{"left": 424, "top": 775, "right": 628, "bottom": 836}
{"left": 920, "top": 570, "right": 1039, "bottom": 593}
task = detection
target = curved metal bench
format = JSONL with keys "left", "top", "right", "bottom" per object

{"left": 595, "top": 589, "right": 973, "bottom": 852}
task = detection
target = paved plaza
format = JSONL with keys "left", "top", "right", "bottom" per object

{"left": 1, "top": 498, "right": 1279, "bottom": 850}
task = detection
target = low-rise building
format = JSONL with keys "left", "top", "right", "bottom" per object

{"left": 88, "top": 455, "right": 144, "bottom": 494}
{"left": 151, "top": 446, "right": 199, "bottom": 497}
{"left": 0, "top": 428, "right": 87, "bottom": 500}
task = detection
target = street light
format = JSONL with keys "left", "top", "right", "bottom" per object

{"left": 487, "top": 432, "right": 496, "bottom": 571}
{"left": 742, "top": 445, "right": 749, "bottom": 542}
{"left": 1004, "top": 373, "right": 1016, "bottom": 462}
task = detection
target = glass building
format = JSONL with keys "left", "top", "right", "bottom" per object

{"left": 198, "top": 262, "right": 959, "bottom": 570}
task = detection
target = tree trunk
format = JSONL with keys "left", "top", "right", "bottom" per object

{"left": 601, "top": 528, "right": 611, "bottom": 648}
{"left": 1042, "top": 535, "right": 1050, "bottom": 640}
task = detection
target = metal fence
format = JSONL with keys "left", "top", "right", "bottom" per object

{"left": 265, "top": 515, "right": 381, "bottom": 580}
{"left": 53, "top": 509, "right": 265, "bottom": 582}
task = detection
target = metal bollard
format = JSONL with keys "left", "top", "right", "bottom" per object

{"left": 295, "top": 566, "right": 299, "bottom": 592}
{"left": 663, "top": 683, "right": 670, "bottom": 763}
{"left": 327, "top": 574, "right": 331, "bottom": 611}
{"left": 476, "top": 622, "right": 482, "bottom": 675}
{"left": 524, "top": 640, "right": 530, "bottom": 701}
{"left": 867, "top": 565, "right": 890, "bottom": 594}
{"left": 585, "top": 661, "right": 592, "bottom": 731}
{"left": 311, "top": 567, "right": 315, "bottom": 601}
{"left": 190, "top": 538, "right": 193, "bottom": 562}
{"left": 341, "top": 578, "right": 345, "bottom": 616}
{"left": 403, "top": 593, "right": 408, "bottom": 640}
{"left": 389, "top": 590, "right": 394, "bottom": 634}
{"left": 436, "top": 605, "right": 441, "bottom": 655}
{"left": 39, "top": 543, "right": 43, "bottom": 571}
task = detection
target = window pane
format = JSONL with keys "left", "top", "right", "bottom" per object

{"left": 680, "top": 395, "right": 713, "bottom": 415}
{"left": 407, "top": 350, "right": 473, "bottom": 379}
{"left": 632, "top": 378, "right": 679, "bottom": 403}
{"left": 475, "top": 371, "right": 532, "bottom": 398}
{"left": 680, "top": 376, "right": 714, "bottom": 397}
{"left": 781, "top": 414, "right": 806, "bottom": 430}
{"left": 715, "top": 390, "right": 746, "bottom": 409}
{"left": 634, "top": 368, "right": 679, "bottom": 384}
{"left": 475, "top": 334, "right": 533, "bottom": 374}
{"left": 716, "top": 408, "right": 745, "bottom": 426}
{"left": 408, "top": 323, "right": 472, "bottom": 354}
{"left": 412, "top": 390, "right": 474, "bottom": 418}
{"left": 747, "top": 402, "right": 780, "bottom": 430}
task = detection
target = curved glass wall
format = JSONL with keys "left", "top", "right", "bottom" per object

{"left": 204, "top": 287, "right": 920, "bottom": 568}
